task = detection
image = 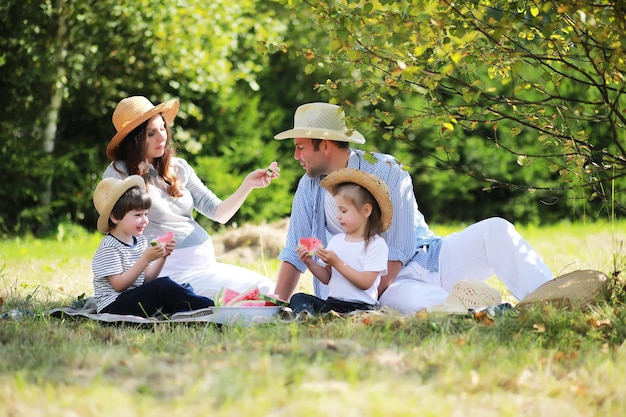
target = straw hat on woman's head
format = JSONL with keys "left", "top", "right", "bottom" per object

{"left": 107, "top": 96, "right": 179, "bottom": 160}
{"left": 93, "top": 175, "right": 146, "bottom": 233}
{"left": 321, "top": 168, "right": 393, "bottom": 232}
{"left": 274, "top": 102, "right": 365, "bottom": 144}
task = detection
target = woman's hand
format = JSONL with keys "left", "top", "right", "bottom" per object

{"left": 213, "top": 166, "right": 279, "bottom": 224}
{"left": 243, "top": 168, "right": 279, "bottom": 190}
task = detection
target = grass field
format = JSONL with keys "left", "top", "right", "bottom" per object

{"left": 1, "top": 219, "right": 625, "bottom": 416}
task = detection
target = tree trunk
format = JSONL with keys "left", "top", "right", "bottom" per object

{"left": 38, "top": 0, "right": 67, "bottom": 234}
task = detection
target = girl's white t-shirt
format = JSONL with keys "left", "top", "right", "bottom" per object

{"left": 324, "top": 233, "right": 388, "bottom": 305}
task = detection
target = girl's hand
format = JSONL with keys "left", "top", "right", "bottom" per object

{"left": 297, "top": 245, "right": 318, "bottom": 267}
{"left": 314, "top": 247, "right": 339, "bottom": 266}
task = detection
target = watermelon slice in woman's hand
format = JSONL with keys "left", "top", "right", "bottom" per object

{"left": 150, "top": 231, "right": 174, "bottom": 246}
{"left": 266, "top": 161, "right": 279, "bottom": 177}
{"left": 297, "top": 237, "right": 323, "bottom": 256}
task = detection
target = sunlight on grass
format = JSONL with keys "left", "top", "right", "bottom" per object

{"left": 1, "top": 219, "right": 626, "bottom": 416}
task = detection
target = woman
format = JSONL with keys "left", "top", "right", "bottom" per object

{"left": 103, "top": 96, "right": 277, "bottom": 298}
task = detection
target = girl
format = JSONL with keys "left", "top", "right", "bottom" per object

{"left": 289, "top": 168, "right": 392, "bottom": 315}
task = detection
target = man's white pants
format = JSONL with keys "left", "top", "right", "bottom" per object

{"left": 379, "top": 217, "right": 553, "bottom": 314}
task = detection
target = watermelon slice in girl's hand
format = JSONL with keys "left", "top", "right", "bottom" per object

{"left": 151, "top": 231, "right": 174, "bottom": 246}
{"left": 297, "top": 237, "right": 323, "bottom": 256}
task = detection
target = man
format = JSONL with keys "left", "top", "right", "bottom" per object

{"left": 273, "top": 102, "right": 553, "bottom": 314}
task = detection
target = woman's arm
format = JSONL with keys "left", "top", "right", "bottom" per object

{"left": 212, "top": 169, "right": 274, "bottom": 224}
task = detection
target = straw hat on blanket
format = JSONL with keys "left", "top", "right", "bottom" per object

{"left": 515, "top": 269, "right": 609, "bottom": 310}
{"left": 428, "top": 280, "right": 503, "bottom": 314}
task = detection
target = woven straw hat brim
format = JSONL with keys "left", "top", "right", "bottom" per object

{"left": 515, "top": 269, "right": 609, "bottom": 310}
{"left": 274, "top": 102, "right": 365, "bottom": 144}
{"left": 428, "top": 280, "right": 502, "bottom": 314}
{"left": 107, "top": 97, "right": 179, "bottom": 160}
{"left": 274, "top": 127, "right": 365, "bottom": 144}
{"left": 93, "top": 175, "right": 146, "bottom": 233}
{"left": 321, "top": 168, "right": 393, "bottom": 232}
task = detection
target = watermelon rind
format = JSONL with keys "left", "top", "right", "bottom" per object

{"left": 258, "top": 293, "right": 290, "bottom": 307}
{"left": 214, "top": 287, "right": 226, "bottom": 307}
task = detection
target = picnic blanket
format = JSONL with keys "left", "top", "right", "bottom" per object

{"left": 47, "top": 297, "right": 285, "bottom": 326}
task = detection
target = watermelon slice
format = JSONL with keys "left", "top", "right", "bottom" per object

{"left": 297, "top": 237, "right": 323, "bottom": 256}
{"left": 151, "top": 231, "right": 174, "bottom": 246}
{"left": 266, "top": 161, "right": 279, "bottom": 176}
{"left": 213, "top": 286, "right": 286, "bottom": 308}
{"left": 225, "top": 286, "right": 261, "bottom": 306}
{"left": 215, "top": 287, "right": 241, "bottom": 307}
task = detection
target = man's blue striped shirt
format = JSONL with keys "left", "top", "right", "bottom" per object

{"left": 279, "top": 149, "right": 442, "bottom": 298}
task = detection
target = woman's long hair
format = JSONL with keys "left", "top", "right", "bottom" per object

{"left": 112, "top": 114, "right": 182, "bottom": 197}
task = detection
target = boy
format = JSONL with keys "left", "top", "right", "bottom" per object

{"left": 92, "top": 175, "right": 213, "bottom": 317}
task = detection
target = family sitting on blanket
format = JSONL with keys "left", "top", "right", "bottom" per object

{"left": 89, "top": 97, "right": 556, "bottom": 319}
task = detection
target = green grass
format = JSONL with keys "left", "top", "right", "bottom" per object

{"left": 1, "top": 220, "right": 626, "bottom": 416}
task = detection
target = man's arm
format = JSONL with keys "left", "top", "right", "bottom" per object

{"left": 378, "top": 260, "right": 403, "bottom": 298}
{"left": 274, "top": 261, "right": 302, "bottom": 301}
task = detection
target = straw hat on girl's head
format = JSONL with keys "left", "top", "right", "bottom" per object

{"left": 93, "top": 175, "right": 146, "bottom": 233}
{"left": 274, "top": 102, "right": 365, "bottom": 144}
{"left": 107, "top": 96, "right": 180, "bottom": 160}
{"left": 321, "top": 168, "right": 393, "bottom": 232}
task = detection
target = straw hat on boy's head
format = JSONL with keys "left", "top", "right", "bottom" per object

{"left": 93, "top": 175, "right": 146, "bottom": 233}
{"left": 321, "top": 168, "right": 393, "bottom": 232}
{"left": 274, "top": 102, "right": 365, "bottom": 144}
{"left": 107, "top": 96, "right": 179, "bottom": 160}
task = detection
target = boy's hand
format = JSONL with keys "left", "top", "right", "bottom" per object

{"left": 164, "top": 237, "right": 176, "bottom": 257}
{"left": 146, "top": 243, "right": 166, "bottom": 261}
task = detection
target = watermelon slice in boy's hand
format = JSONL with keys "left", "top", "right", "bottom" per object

{"left": 151, "top": 231, "right": 174, "bottom": 246}
{"left": 297, "top": 237, "right": 323, "bottom": 256}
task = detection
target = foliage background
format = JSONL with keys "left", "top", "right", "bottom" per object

{"left": 1, "top": 0, "right": 624, "bottom": 237}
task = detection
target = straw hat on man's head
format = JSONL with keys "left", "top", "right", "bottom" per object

{"left": 274, "top": 102, "right": 365, "bottom": 144}
{"left": 93, "top": 175, "right": 146, "bottom": 233}
{"left": 321, "top": 168, "right": 393, "bottom": 232}
{"left": 107, "top": 96, "right": 179, "bottom": 160}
